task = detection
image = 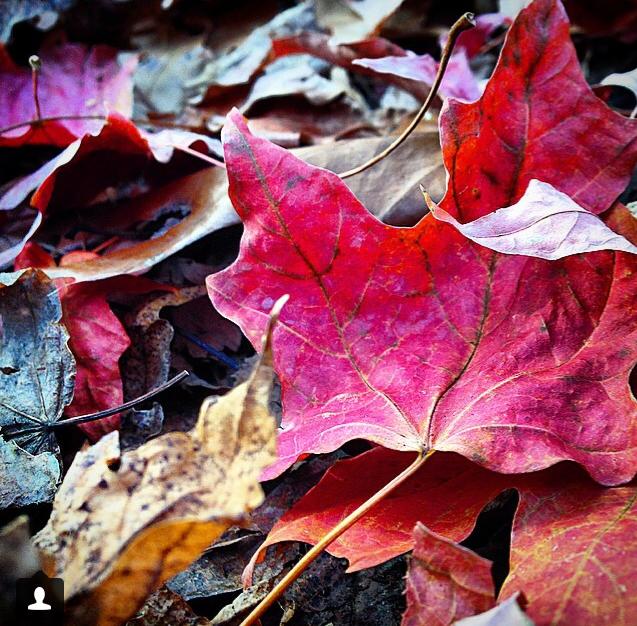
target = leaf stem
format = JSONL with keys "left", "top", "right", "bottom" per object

{"left": 239, "top": 448, "right": 433, "bottom": 626}
{"left": 51, "top": 370, "right": 189, "bottom": 428}
{"left": 29, "top": 55, "right": 42, "bottom": 122}
{"left": 338, "top": 12, "right": 475, "bottom": 180}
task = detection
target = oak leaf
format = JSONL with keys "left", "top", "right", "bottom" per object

{"left": 34, "top": 297, "right": 285, "bottom": 626}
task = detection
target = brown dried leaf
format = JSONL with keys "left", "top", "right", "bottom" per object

{"left": 34, "top": 297, "right": 286, "bottom": 626}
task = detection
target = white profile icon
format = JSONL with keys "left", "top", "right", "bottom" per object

{"left": 28, "top": 586, "right": 51, "bottom": 611}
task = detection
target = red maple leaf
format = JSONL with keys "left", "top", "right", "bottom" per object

{"left": 208, "top": 0, "right": 637, "bottom": 485}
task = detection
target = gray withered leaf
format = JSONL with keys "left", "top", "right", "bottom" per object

{"left": 0, "top": 269, "right": 75, "bottom": 457}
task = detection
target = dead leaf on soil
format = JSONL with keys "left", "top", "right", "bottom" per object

{"left": 34, "top": 296, "right": 286, "bottom": 626}
{"left": 0, "top": 269, "right": 74, "bottom": 454}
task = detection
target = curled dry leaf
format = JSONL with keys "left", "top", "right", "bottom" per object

{"left": 296, "top": 132, "right": 446, "bottom": 226}
{"left": 0, "top": 44, "right": 136, "bottom": 148}
{"left": 402, "top": 523, "right": 494, "bottom": 626}
{"left": 601, "top": 66, "right": 637, "bottom": 112}
{"left": 43, "top": 167, "right": 232, "bottom": 283}
{"left": 34, "top": 296, "right": 286, "bottom": 626}
{"left": 426, "top": 179, "right": 637, "bottom": 260}
{"left": 316, "top": 0, "right": 406, "bottom": 45}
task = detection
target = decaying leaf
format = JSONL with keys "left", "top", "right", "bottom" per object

{"left": 126, "top": 587, "right": 209, "bottom": 626}
{"left": 0, "top": 438, "right": 60, "bottom": 508}
{"left": 297, "top": 132, "right": 446, "bottom": 226}
{"left": 34, "top": 296, "right": 286, "bottom": 626}
{"left": 316, "top": 0, "right": 406, "bottom": 45}
{"left": 0, "top": 269, "right": 74, "bottom": 455}
{"left": 42, "top": 167, "right": 232, "bottom": 282}
{"left": 426, "top": 179, "right": 637, "bottom": 260}
{"left": 402, "top": 523, "right": 494, "bottom": 626}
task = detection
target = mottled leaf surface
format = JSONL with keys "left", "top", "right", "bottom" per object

{"left": 35, "top": 299, "right": 284, "bottom": 626}
{"left": 0, "top": 269, "right": 74, "bottom": 455}
{"left": 501, "top": 466, "right": 637, "bottom": 625}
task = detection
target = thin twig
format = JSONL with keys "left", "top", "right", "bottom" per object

{"left": 338, "top": 12, "right": 476, "bottom": 180}
{"left": 239, "top": 449, "right": 433, "bottom": 626}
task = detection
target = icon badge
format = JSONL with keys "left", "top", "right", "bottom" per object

{"left": 15, "top": 571, "right": 63, "bottom": 626}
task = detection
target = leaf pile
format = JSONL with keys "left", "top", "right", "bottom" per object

{"left": 1, "top": 0, "right": 637, "bottom": 625}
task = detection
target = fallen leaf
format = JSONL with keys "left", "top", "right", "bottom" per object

{"left": 0, "top": 44, "right": 137, "bottom": 148}
{"left": 0, "top": 269, "right": 74, "bottom": 456}
{"left": 296, "top": 132, "right": 446, "bottom": 225}
{"left": 244, "top": 448, "right": 510, "bottom": 580}
{"left": 443, "top": 13, "right": 510, "bottom": 59}
{"left": 500, "top": 465, "right": 637, "bottom": 625}
{"left": 188, "top": 2, "right": 315, "bottom": 103}
{"left": 208, "top": 107, "right": 637, "bottom": 485}
{"left": 14, "top": 245, "right": 168, "bottom": 440}
{"left": 272, "top": 34, "right": 430, "bottom": 100}
{"left": 242, "top": 55, "right": 351, "bottom": 112}
{"left": 35, "top": 296, "right": 285, "bottom": 626}
{"left": 126, "top": 587, "right": 209, "bottom": 626}
{"left": 207, "top": 0, "right": 637, "bottom": 486}
{"left": 316, "top": 0, "right": 406, "bottom": 45}
{"left": 453, "top": 594, "right": 533, "bottom": 626}
{"left": 402, "top": 522, "right": 494, "bottom": 626}
{"left": 439, "top": 0, "right": 637, "bottom": 221}
{"left": 0, "top": 113, "right": 220, "bottom": 215}
{"left": 426, "top": 179, "right": 637, "bottom": 259}
{"left": 0, "top": 438, "right": 60, "bottom": 508}
{"left": 353, "top": 50, "right": 481, "bottom": 101}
